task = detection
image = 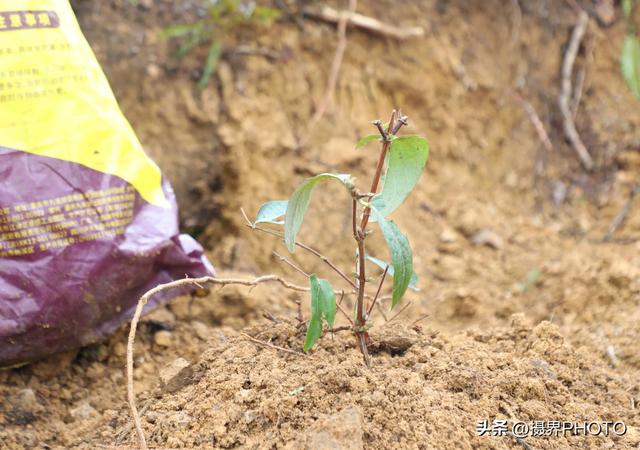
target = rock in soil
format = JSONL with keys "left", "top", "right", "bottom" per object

{"left": 159, "top": 357, "right": 194, "bottom": 393}
{"left": 153, "top": 330, "right": 173, "bottom": 347}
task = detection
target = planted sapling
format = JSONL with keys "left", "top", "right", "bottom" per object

{"left": 126, "top": 109, "right": 428, "bottom": 447}
{"left": 250, "top": 109, "right": 429, "bottom": 365}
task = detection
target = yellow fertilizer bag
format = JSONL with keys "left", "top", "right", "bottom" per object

{"left": 0, "top": 0, "right": 213, "bottom": 365}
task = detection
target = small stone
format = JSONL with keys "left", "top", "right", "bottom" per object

{"left": 504, "top": 171, "right": 518, "bottom": 188}
{"left": 471, "top": 228, "right": 504, "bottom": 249}
{"left": 552, "top": 181, "right": 568, "bottom": 206}
{"left": 170, "top": 411, "right": 192, "bottom": 428}
{"left": 144, "top": 308, "right": 176, "bottom": 330}
{"left": 86, "top": 363, "right": 106, "bottom": 381}
{"left": 154, "top": 330, "right": 173, "bottom": 347}
{"left": 113, "top": 342, "right": 126, "bottom": 357}
{"left": 69, "top": 402, "right": 97, "bottom": 421}
{"left": 439, "top": 227, "right": 458, "bottom": 243}
{"left": 370, "top": 323, "right": 418, "bottom": 355}
{"left": 192, "top": 321, "right": 211, "bottom": 340}
{"left": 146, "top": 64, "right": 161, "bottom": 79}
{"left": 13, "top": 389, "right": 43, "bottom": 414}
{"left": 159, "top": 358, "right": 193, "bottom": 393}
{"left": 242, "top": 410, "right": 257, "bottom": 424}
{"left": 454, "top": 208, "right": 481, "bottom": 237}
{"left": 235, "top": 388, "right": 253, "bottom": 404}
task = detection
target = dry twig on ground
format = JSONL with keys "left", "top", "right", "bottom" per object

{"left": 510, "top": 91, "right": 554, "bottom": 153}
{"left": 559, "top": 9, "right": 594, "bottom": 171}
{"left": 303, "top": 4, "right": 424, "bottom": 40}
{"left": 303, "top": 0, "right": 358, "bottom": 143}
{"left": 603, "top": 184, "right": 640, "bottom": 241}
{"left": 240, "top": 332, "right": 307, "bottom": 356}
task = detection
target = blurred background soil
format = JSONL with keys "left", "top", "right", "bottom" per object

{"left": 1, "top": 0, "right": 639, "bottom": 448}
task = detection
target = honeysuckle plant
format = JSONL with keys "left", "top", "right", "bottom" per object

{"left": 127, "top": 110, "right": 428, "bottom": 448}
{"left": 250, "top": 110, "right": 429, "bottom": 365}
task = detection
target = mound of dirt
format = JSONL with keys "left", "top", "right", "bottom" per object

{"left": 89, "top": 317, "right": 639, "bottom": 449}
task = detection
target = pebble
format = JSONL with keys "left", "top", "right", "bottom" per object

{"left": 471, "top": 228, "right": 504, "bottom": 249}
{"left": 159, "top": 358, "right": 193, "bottom": 393}
{"left": 13, "top": 388, "right": 43, "bottom": 414}
{"left": 170, "top": 411, "right": 192, "bottom": 428}
{"left": 154, "top": 330, "right": 173, "bottom": 347}
{"left": 69, "top": 402, "right": 97, "bottom": 421}
{"left": 144, "top": 308, "right": 176, "bottom": 330}
{"left": 192, "top": 321, "right": 211, "bottom": 340}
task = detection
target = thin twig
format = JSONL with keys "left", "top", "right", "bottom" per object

{"left": 376, "top": 302, "right": 389, "bottom": 322}
{"left": 241, "top": 209, "right": 358, "bottom": 290}
{"left": 226, "top": 46, "right": 280, "bottom": 60}
{"left": 303, "top": 4, "right": 424, "bottom": 40}
{"left": 603, "top": 184, "right": 640, "bottom": 241}
{"left": 240, "top": 332, "right": 306, "bottom": 356}
{"left": 273, "top": 251, "right": 310, "bottom": 278}
{"left": 559, "top": 10, "right": 594, "bottom": 171}
{"left": 127, "top": 274, "right": 324, "bottom": 449}
{"left": 388, "top": 302, "right": 411, "bottom": 323}
{"left": 327, "top": 326, "right": 352, "bottom": 333}
{"left": 272, "top": 250, "right": 354, "bottom": 326}
{"left": 262, "top": 310, "right": 280, "bottom": 323}
{"left": 367, "top": 265, "right": 389, "bottom": 317}
{"left": 303, "top": 0, "right": 357, "bottom": 143}
{"left": 296, "top": 299, "right": 303, "bottom": 323}
{"left": 510, "top": 91, "right": 553, "bottom": 153}
{"left": 411, "top": 313, "right": 430, "bottom": 326}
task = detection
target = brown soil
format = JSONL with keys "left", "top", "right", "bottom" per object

{"left": 1, "top": 0, "right": 640, "bottom": 449}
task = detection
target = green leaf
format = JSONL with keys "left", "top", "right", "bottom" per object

{"left": 254, "top": 200, "right": 288, "bottom": 225}
{"left": 622, "top": 35, "right": 640, "bottom": 99}
{"left": 285, "top": 173, "right": 350, "bottom": 252}
{"left": 252, "top": 6, "right": 282, "bottom": 22}
{"left": 371, "top": 208, "right": 413, "bottom": 308}
{"left": 370, "top": 135, "right": 429, "bottom": 219}
{"left": 303, "top": 275, "right": 337, "bottom": 352}
{"left": 623, "top": 0, "right": 634, "bottom": 18}
{"left": 162, "top": 23, "right": 203, "bottom": 38}
{"left": 366, "top": 255, "right": 419, "bottom": 291}
{"left": 356, "top": 134, "right": 380, "bottom": 149}
{"left": 303, "top": 314, "right": 322, "bottom": 353}
{"left": 197, "top": 41, "right": 222, "bottom": 89}
{"left": 175, "top": 34, "right": 203, "bottom": 58}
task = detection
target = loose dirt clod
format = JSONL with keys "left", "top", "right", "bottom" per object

{"left": 159, "top": 358, "right": 194, "bottom": 393}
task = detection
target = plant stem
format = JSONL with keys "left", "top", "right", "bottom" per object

{"left": 355, "top": 236, "right": 367, "bottom": 328}
{"left": 351, "top": 109, "right": 408, "bottom": 367}
{"left": 359, "top": 109, "right": 407, "bottom": 231}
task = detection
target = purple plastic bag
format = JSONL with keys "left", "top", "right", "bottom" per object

{"left": 0, "top": 0, "right": 213, "bottom": 366}
{"left": 0, "top": 148, "right": 213, "bottom": 366}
